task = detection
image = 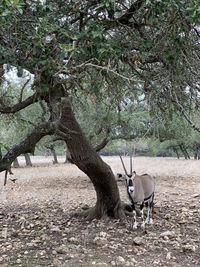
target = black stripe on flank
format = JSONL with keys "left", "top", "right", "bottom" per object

{"left": 144, "top": 192, "right": 154, "bottom": 202}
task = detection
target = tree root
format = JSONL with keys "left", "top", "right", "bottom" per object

{"left": 71, "top": 201, "right": 133, "bottom": 220}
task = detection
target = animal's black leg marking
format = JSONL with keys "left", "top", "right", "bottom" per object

{"left": 140, "top": 202, "right": 145, "bottom": 228}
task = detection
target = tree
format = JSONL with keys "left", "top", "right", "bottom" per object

{"left": 0, "top": 0, "right": 200, "bottom": 218}
{"left": 155, "top": 113, "right": 192, "bottom": 158}
{"left": 24, "top": 153, "right": 32, "bottom": 166}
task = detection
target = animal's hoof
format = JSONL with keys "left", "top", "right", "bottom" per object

{"left": 149, "top": 219, "right": 153, "bottom": 225}
{"left": 145, "top": 218, "right": 153, "bottom": 225}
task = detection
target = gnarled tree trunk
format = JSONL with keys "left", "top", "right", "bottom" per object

{"left": 0, "top": 86, "right": 125, "bottom": 219}
{"left": 59, "top": 98, "right": 123, "bottom": 219}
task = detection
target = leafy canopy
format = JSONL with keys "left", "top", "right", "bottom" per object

{"left": 0, "top": 0, "right": 200, "bottom": 147}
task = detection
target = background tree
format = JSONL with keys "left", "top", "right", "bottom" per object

{"left": 0, "top": 0, "right": 200, "bottom": 218}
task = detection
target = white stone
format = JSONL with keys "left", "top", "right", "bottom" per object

{"left": 160, "top": 231, "right": 175, "bottom": 239}
{"left": 116, "top": 256, "right": 125, "bottom": 264}
{"left": 166, "top": 252, "right": 171, "bottom": 260}
{"left": 50, "top": 225, "right": 61, "bottom": 232}
{"left": 93, "top": 237, "right": 107, "bottom": 246}
{"left": 99, "top": 231, "right": 107, "bottom": 238}
{"left": 182, "top": 244, "right": 196, "bottom": 252}
{"left": 1, "top": 227, "right": 8, "bottom": 239}
{"left": 133, "top": 237, "right": 143, "bottom": 245}
{"left": 130, "top": 257, "right": 137, "bottom": 264}
{"left": 55, "top": 245, "right": 68, "bottom": 254}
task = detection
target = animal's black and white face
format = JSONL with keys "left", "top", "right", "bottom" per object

{"left": 119, "top": 155, "right": 136, "bottom": 196}
{"left": 125, "top": 172, "right": 136, "bottom": 195}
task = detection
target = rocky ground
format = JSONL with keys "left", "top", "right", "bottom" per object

{"left": 0, "top": 156, "right": 200, "bottom": 267}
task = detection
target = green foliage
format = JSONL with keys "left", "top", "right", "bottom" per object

{"left": 146, "top": 0, "right": 200, "bottom": 23}
{"left": 0, "top": 0, "right": 200, "bottom": 156}
{"left": 0, "top": 75, "right": 45, "bottom": 151}
{"left": 1, "top": 0, "right": 24, "bottom": 15}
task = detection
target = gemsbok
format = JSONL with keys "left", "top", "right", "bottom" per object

{"left": 120, "top": 155, "right": 155, "bottom": 229}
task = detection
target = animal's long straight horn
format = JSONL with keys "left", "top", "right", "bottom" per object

{"left": 130, "top": 154, "right": 132, "bottom": 175}
{"left": 119, "top": 156, "right": 128, "bottom": 176}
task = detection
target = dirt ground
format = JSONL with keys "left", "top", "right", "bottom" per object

{"left": 0, "top": 156, "right": 200, "bottom": 267}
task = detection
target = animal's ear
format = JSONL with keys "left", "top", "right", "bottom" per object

{"left": 116, "top": 173, "right": 125, "bottom": 180}
{"left": 132, "top": 171, "right": 136, "bottom": 177}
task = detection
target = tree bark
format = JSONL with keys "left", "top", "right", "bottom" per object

{"left": 24, "top": 153, "right": 32, "bottom": 166}
{"left": 194, "top": 149, "right": 200, "bottom": 160}
{"left": 59, "top": 98, "right": 123, "bottom": 219}
{"left": 13, "top": 158, "right": 20, "bottom": 168}
{"left": 182, "top": 144, "right": 190, "bottom": 159}
{"left": 179, "top": 144, "right": 190, "bottom": 159}
{"left": 173, "top": 146, "right": 180, "bottom": 159}
{"left": 94, "top": 137, "right": 110, "bottom": 152}
{"left": 64, "top": 149, "right": 73, "bottom": 163}
{"left": 0, "top": 88, "right": 124, "bottom": 219}
{"left": 0, "top": 121, "right": 55, "bottom": 172}
{"left": 49, "top": 145, "right": 58, "bottom": 164}
{"left": 184, "top": 145, "right": 190, "bottom": 159}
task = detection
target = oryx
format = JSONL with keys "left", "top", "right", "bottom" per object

{"left": 120, "top": 155, "right": 155, "bottom": 229}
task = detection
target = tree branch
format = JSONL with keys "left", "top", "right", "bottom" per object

{"left": 0, "top": 92, "right": 39, "bottom": 114}
{"left": 170, "top": 91, "right": 200, "bottom": 133}
{"left": 94, "top": 126, "right": 111, "bottom": 152}
{"left": 68, "top": 62, "right": 141, "bottom": 83}
{"left": 94, "top": 137, "right": 110, "bottom": 152}
{"left": 0, "top": 121, "right": 56, "bottom": 173}
{"left": 117, "top": 0, "right": 144, "bottom": 25}
{"left": 19, "top": 78, "right": 31, "bottom": 103}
